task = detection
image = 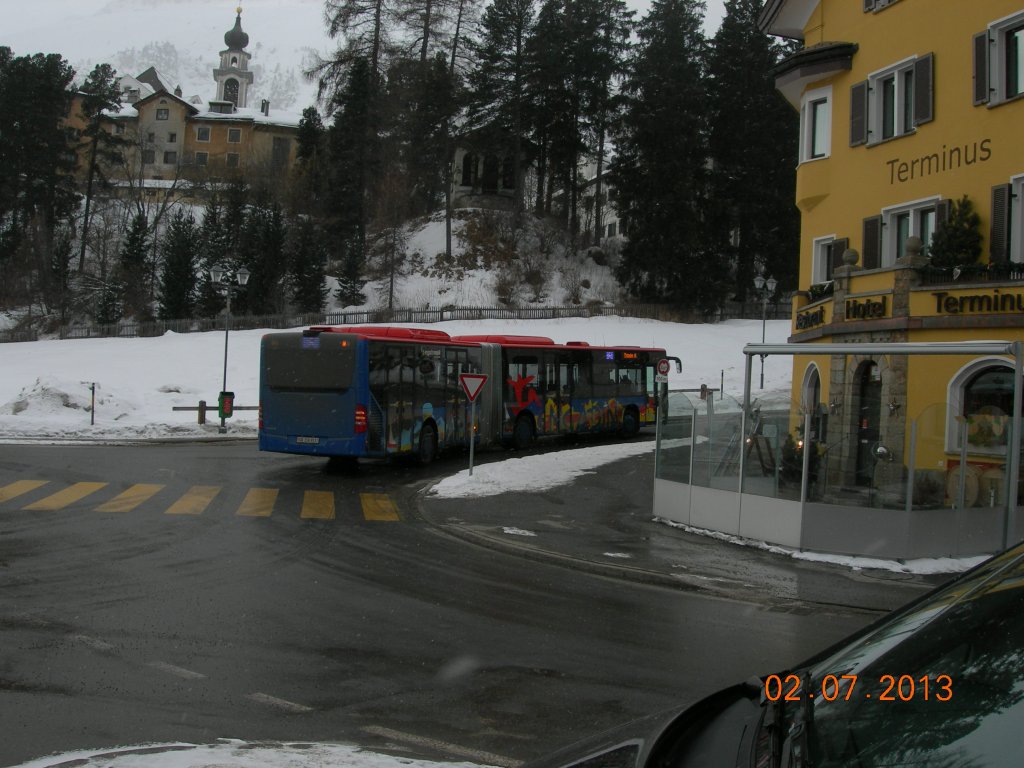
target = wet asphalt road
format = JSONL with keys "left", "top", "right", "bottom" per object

{"left": 0, "top": 442, "right": 874, "bottom": 767}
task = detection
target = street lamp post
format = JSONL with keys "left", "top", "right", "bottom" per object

{"left": 753, "top": 272, "right": 778, "bottom": 390}
{"left": 210, "top": 264, "right": 250, "bottom": 433}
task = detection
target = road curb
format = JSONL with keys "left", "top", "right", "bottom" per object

{"left": 412, "top": 492, "right": 886, "bottom": 616}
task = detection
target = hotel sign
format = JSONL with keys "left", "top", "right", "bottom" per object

{"left": 846, "top": 295, "right": 888, "bottom": 320}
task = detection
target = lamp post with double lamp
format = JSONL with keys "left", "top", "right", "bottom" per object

{"left": 210, "top": 264, "right": 250, "bottom": 433}
{"left": 753, "top": 272, "right": 777, "bottom": 390}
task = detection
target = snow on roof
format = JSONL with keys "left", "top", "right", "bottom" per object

{"left": 193, "top": 105, "right": 302, "bottom": 128}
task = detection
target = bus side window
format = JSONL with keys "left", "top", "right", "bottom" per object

{"left": 593, "top": 360, "right": 617, "bottom": 398}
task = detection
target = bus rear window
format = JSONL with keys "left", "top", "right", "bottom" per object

{"left": 264, "top": 336, "right": 355, "bottom": 391}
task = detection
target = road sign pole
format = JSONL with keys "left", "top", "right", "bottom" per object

{"left": 469, "top": 399, "right": 476, "bottom": 477}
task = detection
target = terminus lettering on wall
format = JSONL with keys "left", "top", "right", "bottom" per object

{"left": 933, "top": 290, "right": 1024, "bottom": 314}
{"left": 887, "top": 139, "right": 992, "bottom": 185}
{"left": 846, "top": 296, "right": 888, "bottom": 320}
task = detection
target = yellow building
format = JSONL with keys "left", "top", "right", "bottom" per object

{"left": 759, "top": 0, "right": 1024, "bottom": 512}
{"left": 75, "top": 8, "right": 299, "bottom": 196}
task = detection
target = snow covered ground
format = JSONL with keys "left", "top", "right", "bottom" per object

{"left": 0, "top": 316, "right": 790, "bottom": 441}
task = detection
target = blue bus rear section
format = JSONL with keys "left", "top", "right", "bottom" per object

{"left": 258, "top": 330, "right": 372, "bottom": 458}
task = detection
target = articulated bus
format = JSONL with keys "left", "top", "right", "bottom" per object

{"left": 258, "top": 325, "right": 674, "bottom": 463}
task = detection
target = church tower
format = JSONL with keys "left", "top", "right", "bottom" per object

{"left": 213, "top": 6, "right": 254, "bottom": 109}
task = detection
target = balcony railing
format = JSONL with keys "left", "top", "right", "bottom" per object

{"left": 918, "top": 263, "right": 1024, "bottom": 285}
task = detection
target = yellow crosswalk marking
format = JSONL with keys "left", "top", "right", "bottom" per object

{"left": 360, "top": 492, "right": 400, "bottom": 521}
{"left": 23, "top": 482, "right": 108, "bottom": 511}
{"left": 0, "top": 479, "right": 49, "bottom": 504}
{"left": 165, "top": 485, "right": 221, "bottom": 516}
{"left": 95, "top": 484, "right": 165, "bottom": 513}
{"left": 300, "top": 490, "right": 335, "bottom": 520}
{"left": 236, "top": 488, "right": 278, "bottom": 517}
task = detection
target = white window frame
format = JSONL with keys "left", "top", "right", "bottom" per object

{"left": 812, "top": 234, "right": 838, "bottom": 284}
{"left": 987, "top": 11, "right": 1024, "bottom": 104}
{"left": 156, "top": 108, "right": 169, "bottom": 121}
{"left": 867, "top": 57, "right": 917, "bottom": 144}
{"left": 880, "top": 196, "right": 941, "bottom": 266}
{"left": 227, "top": 128, "right": 242, "bottom": 143}
{"left": 195, "top": 151, "right": 209, "bottom": 167}
{"left": 226, "top": 153, "right": 240, "bottom": 169}
{"left": 800, "top": 86, "right": 832, "bottom": 162}
{"left": 196, "top": 126, "right": 211, "bottom": 142}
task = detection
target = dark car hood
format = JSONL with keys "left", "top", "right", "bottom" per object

{"left": 525, "top": 679, "right": 763, "bottom": 768}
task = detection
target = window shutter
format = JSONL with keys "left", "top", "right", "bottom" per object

{"left": 991, "top": 184, "right": 1011, "bottom": 264}
{"left": 973, "top": 32, "right": 990, "bottom": 105}
{"left": 830, "top": 238, "right": 850, "bottom": 278}
{"left": 936, "top": 198, "right": 952, "bottom": 224}
{"left": 850, "top": 81, "right": 869, "bottom": 146}
{"left": 913, "top": 53, "right": 934, "bottom": 125}
{"left": 862, "top": 216, "right": 882, "bottom": 270}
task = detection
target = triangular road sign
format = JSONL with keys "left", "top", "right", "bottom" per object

{"left": 459, "top": 373, "right": 488, "bottom": 402}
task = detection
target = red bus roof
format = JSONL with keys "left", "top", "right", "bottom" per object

{"left": 307, "top": 325, "right": 453, "bottom": 342}
{"left": 450, "top": 334, "right": 555, "bottom": 346}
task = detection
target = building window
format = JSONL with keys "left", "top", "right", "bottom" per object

{"left": 947, "top": 360, "right": 1015, "bottom": 454}
{"left": 606, "top": 222, "right": 617, "bottom": 239}
{"left": 861, "top": 198, "right": 942, "bottom": 269}
{"left": 228, "top": 128, "right": 241, "bottom": 143}
{"left": 800, "top": 87, "right": 831, "bottom": 162}
{"left": 461, "top": 154, "right": 475, "bottom": 186}
{"left": 197, "top": 126, "right": 211, "bottom": 142}
{"left": 142, "top": 149, "right": 155, "bottom": 165}
{"left": 168, "top": 132, "right": 177, "bottom": 143}
{"left": 850, "top": 54, "right": 933, "bottom": 146}
{"left": 812, "top": 235, "right": 848, "bottom": 283}
{"left": 156, "top": 108, "right": 169, "bottom": 120}
{"left": 272, "top": 136, "right": 291, "bottom": 168}
{"left": 226, "top": 153, "right": 240, "bottom": 168}
{"left": 975, "top": 13, "right": 1024, "bottom": 105}
{"left": 147, "top": 132, "right": 155, "bottom": 143}
{"left": 163, "top": 151, "right": 177, "bottom": 165}
{"left": 196, "top": 152, "right": 209, "bottom": 166}
{"left": 114, "top": 123, "right": 126, "bottom": 135}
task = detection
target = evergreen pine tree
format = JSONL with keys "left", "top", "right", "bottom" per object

{"left": 706, "top": 0, "right": 799, "bottom": 300}
{"left": 240, "top": 198, "right": 286, "bottom": 316}
{"left": 325, "top": 57, "right": 376, "bottom": 284}
{"left": 610, "top": 0, "right": 725, "bottom": 313}
{"left": 196, "top": 196, "right": 231, "bottom": 318}
{"left": 158, "top": 208, "right": 199, "bottom": 320}
{"left": 118, "top": 212, "right": 152, "bottom": 320}
{"left": 929, "top": 196, "right": 983, "bottom": 269}
{"left": 288, "top": 217, "right": 329, "bottom": 314}
{"left": 76, "top": 63, "right": 123, "bottom": 272}
{"left": 466, "top": 0, "right": 536, "bottom": 217}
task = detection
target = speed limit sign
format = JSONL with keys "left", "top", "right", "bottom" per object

{"left": 656, "top": 358, "right": 670, "bottom": 383}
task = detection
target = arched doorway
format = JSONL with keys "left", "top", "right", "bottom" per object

{"left": 854, "top": 361, "right": 883, "bottom": 486}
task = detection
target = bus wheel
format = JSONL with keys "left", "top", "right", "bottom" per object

{"left": 513, "top": 415, "right": 534, "bottom": 450}
{"left": 418, "top": 423, "right": 438, "bottom": 465}
{"left": 621, "top": 408, "right": 640, "bottom": 438}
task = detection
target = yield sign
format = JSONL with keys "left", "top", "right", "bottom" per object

{"left": 459, "top": 373, "right": 488, "bottom": 402}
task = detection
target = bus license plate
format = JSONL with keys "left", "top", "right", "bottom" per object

{"left": 295, "top": 436, "right": 320, "bottom": 444}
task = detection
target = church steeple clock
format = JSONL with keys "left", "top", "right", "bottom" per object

{"left": 213, "top": 6, "right": 254, "bottom": 109}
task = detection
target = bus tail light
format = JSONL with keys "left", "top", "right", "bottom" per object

{"left": 355, "top": 405, "right": 368, "bottom": 433}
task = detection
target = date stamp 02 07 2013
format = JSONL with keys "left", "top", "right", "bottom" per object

{"left": 764, "top": 673, "right": 954, "bottom": 703}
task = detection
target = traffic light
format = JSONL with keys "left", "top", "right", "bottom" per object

{"left": 218, "top": 391, "right": 235, "bottom": 419}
